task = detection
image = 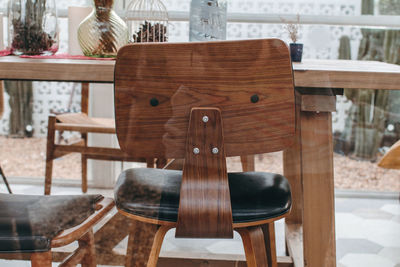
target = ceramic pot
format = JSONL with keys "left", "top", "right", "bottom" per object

{"left": 290, "top": 43, "right": 303, "bottom": 62}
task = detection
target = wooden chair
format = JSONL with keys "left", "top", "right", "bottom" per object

{"left": 113, "top": 39, "right": 295, "bottom": 267}
{"left": 0, "top": 193, "right": 114, "bottom": 266}
{"left": 378, "top": 139, "right": 400, "bottom": 169}
{"left": 44, "top": 83, "right": 149, "bottom": 195}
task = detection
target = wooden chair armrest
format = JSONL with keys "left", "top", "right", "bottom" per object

{"left": 51, "top": 197, "right": 115, "bottom": 248}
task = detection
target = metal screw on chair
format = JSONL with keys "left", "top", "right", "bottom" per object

{"left": 193, "top": 147, "right": 200, "bottom": 154}
{"left": 212, "top": 147, "right": 219, "bottom": 154}
{"left": 202, "top": 116, "right": 209, "bottom": 123}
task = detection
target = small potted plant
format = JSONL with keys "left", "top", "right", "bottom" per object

{"left": 282, "top": 14, "right": 303, "bottom": 62}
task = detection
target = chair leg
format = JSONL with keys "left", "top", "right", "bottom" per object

{"left": 81, "top": 133, "right": 88, "bottom": 193}
{"left": 125, "top": 220, "right": 170, "bottom": 267}
{"left": 44, "top": 115, "right": 56, "bottom": 195}
{"left": 146, "top": 158, "right": 155, "bottom": 168}
{"left": 0, "top": 165, "right": 12, "bottom": 193}
{"left": 262, "top": 223, "right": 278, "bottom": 267}
{"left": 79, "top": 229, "right": 96, "bottom": 267}
{"left": 237, "top": 226, "right": 269, "bottom": 267}
{"left": 240, "top": 155, "right": 255, "bottom": 172}
{"left": 31, "top": 251, "right": 52, "bottom": 267}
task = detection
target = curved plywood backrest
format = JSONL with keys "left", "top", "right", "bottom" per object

{"left": 114, "top": 39, "right": 295, "bottom": 159}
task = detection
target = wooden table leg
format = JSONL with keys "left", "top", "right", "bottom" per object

{"left": 284, "top": 90, "right": 337, "bottom": 267}
{"left": 300, "top": 111, "right": 336, "bottom": 267}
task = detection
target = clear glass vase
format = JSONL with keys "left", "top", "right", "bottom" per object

{"left": 189, "top": 0, "right": 227, "bottom": 42}
{"left": 8, "top": 0, "right": 58, "bottom": 55}
{"left": 125, "top": 0, "right": 169, "bottom": 43}
{"left": 78, "top": 0, "right": 129, "bottom": 57}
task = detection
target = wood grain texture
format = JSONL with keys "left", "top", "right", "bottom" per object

{"left": 0, "top": 57, "right": 115, "bottom": 82}
{"left": 285, "top": 224, "right": 303, "bottom": 267}
{"left": 300, "top": 95, "right": 336, "bottom": 112}
{"left": 237, "top": 226, "right": 269, "bottom": 267}
{"left": 79, "top": 230, "right": 96, "bottom": 267}
{"left": 51, "top": 198, "right": 115, "bottom": 247}
{"left": 378, "top": 139, "right": 400, "bottom": 169}
{"left": 147, "top": 226, "right": 171, "bottom": 267}
{"left": 300, "top": 111, "right": 336, "bottom": 267}
{"left": 118, "top": 207, "right": 289, "bottom": 229}
{"left": 0, "top": 251, "right": 293, "bottom": 267}
{"left": 176, "top": 108, "right": 233, "bottom": 238}
{"left": 125, "top": 220, "right": 162, "bottom": 267}
{"left": 240, "top": 155, "right": 255, "bottom": 172}
{"left": 94, "top": 212, "right": 134, "bottom": 263}
{"left": 294, "top": 59, "right": 400, "bottom": 90}
{"left": 45, "top": 110, "right": 147, "bottom": 194}
{"left": 114, "top": 39, "right": 295, "bottom": 159}
{"left": 262, "top": 223, "right": 278, "bottom": 267}
{"left": 31, "top": 251, "right": 52, "bottom": 267}
{"left": 163, "top": 158, "right": 184, "bottom": 170}
{"left": 81, "top": 83, "right": 89, "bottom": 114}
{"left": 44, "top": 114, "right": 56, "bottom": 195}
{"left": 283, "top": 92, "right": 303, "bottom": 225}
{"left": 55, "top": 113, "right": 116, "bottom": 133}
{"left": 1, "top": 57, "right": 400, "bottom": 90}
{"left": 59, "top": 246, "right": 88, "bottom": 267}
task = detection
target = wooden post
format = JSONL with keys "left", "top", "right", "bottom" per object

{"left": 284, "top": 89, "right": 337, "bottom": 267}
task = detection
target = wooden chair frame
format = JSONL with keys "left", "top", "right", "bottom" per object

{"left": 114, "top": 39, "right": 295, "bottom": 267}
{"left": 44, "top": 83, "right": 148, "bottom": 195}
{"left": 1, "top": 198, "right": 114, "bottom": 267}
{"left": 118, "top": 108, "right": 288, "bottom": 267}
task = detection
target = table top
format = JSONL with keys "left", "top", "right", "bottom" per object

{"left": 0, "top": 57, "right": 399, "bottom": 90}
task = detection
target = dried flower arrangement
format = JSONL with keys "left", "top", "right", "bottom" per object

{"left": 281, "top": 14, "right": 300, "bottom": 43}
{"left": 132, "top": 21, "right": 168, "bottom": 43}
{"left": 92, "top": 0, "right": 118, "bottom": 56}
{"left": 11, "top": 0, "right": 56, "bottom": 55}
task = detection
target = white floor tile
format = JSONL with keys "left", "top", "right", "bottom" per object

{"left": 340, "top": 253, "right": 395, "bottom": 267}
{"left": 379, "top": 247, "right": 400, "bottom": 264}
{"left": 382, "top": 204, "right": 400, "bottom": 216}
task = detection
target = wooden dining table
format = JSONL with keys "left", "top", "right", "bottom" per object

{"left": 1, "top": 56, "right": 399, "bottom": 267}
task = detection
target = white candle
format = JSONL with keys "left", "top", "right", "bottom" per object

{"left": 0, "top": 13, "right": 4, "bottom": 50}
{"left": 68, "top": 6, "right": 93, "bottom": 55}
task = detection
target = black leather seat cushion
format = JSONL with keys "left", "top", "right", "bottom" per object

{"left": 0, "top": 193, "right": 103, "bottom": 253}
{"left": 115, "top": 168, "right": 291, "bottom": 224}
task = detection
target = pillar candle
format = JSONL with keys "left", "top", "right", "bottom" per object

{"left": 0, "top": 13, "right": 4, "bottom": 50}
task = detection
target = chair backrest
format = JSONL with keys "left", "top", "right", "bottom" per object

{"left": 114, "top": 39, "right": 295, "bottom": 159}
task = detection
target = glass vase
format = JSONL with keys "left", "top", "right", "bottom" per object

{"left": 125, "top": 0, "right": 169, "bottom": 43}
{"left": 78, "top": 0, "right": 129, "bottom": 57}
{"left": 8, "top": 0, "right": 58, "bottom": 55}
{"left": 189, "top": 0, "right": 227, "bottom": 42}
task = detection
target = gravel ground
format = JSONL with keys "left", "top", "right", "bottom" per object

{"left": 0, "top": 136, "right": 399, "bottom": 192}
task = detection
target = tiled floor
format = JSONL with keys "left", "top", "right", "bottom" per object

{"left": 0, "top": 184, "right": 399, "bottom": 267}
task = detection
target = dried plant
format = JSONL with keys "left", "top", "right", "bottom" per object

{"left": 133, "top": 21, "right": 168, "bottom": 43}
{"left": 281, "top": 14, "right": 300, "bottom": 43}
{"left": 11, "top": 0, "right": 55, "bottom": 55}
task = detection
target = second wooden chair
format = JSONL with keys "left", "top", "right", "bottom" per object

{"left": 44, "top": 83, "right": 148, "bottom": 195}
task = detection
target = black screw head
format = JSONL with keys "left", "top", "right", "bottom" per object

{"left": 251, "top": 94, "right": 259, "bottom": 103}
{"left": 150, "top": 98, "right": 159, "bottom": 107}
